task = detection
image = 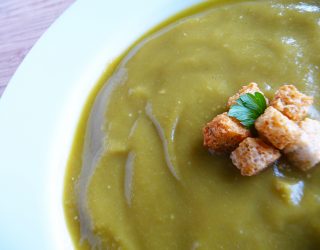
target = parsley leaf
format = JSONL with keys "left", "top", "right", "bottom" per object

{"left": 228, "top": 92, "right": 267, "bottom": 128}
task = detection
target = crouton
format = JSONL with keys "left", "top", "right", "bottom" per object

{"left": 203, "top": 112, "right": 251, "bottom": 153}
{"left": 300, "top": 118, "right": 320, "bottom": 136}
{"left": 231, "top": 138, "right": 281, "bottom": 176}
{"left": 271, "top": 85, "right": 313, "bottom": 121}
{"left": 255, "top": 106, "right": 301, "bottom": 150}
{"left": 284, "top": 118, "right": 320, "bottom": 171}
{"left": 227, "top": 82, "right": 267, "bottom": 108}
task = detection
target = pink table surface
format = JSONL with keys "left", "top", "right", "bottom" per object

{"left": 0, "top": 0, "right": 75, "bottom": 96}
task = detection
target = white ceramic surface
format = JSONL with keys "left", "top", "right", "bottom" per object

{"left": 0, "top": 0, "right": 201, "bottom": 249}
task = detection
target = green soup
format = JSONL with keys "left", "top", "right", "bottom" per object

{"left": 64, "top": 0, "right": 320, "bottom": 249}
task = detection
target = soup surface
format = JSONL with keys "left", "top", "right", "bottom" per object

{"left": 64, "top": 0, "right": 320, "bottom": 249}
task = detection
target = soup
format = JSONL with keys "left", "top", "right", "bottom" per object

{"left": 64, "top": 0, "right": 320, "bottom": 249}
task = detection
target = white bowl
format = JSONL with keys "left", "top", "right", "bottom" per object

{"left": 0, "top": 0, "right": 202, "bottom": 249}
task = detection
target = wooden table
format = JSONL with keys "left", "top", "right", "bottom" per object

{"left": 0, "top": 0, "right": 75, "bottom": 96}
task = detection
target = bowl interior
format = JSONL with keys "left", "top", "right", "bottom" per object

{"left": 0, "top": 0, "right": 202, "bottom": 249}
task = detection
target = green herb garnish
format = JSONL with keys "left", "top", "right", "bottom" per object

{"left": 228, "top": 92, "right": 267, "bottom": 128}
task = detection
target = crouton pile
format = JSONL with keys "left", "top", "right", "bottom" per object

{"left": 203, "top": 82, "right": 320, "bottom": 176}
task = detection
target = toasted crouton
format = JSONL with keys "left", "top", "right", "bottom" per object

{"left": 227, "top": 82, "right": 267, "bottom": 108}
{"left": 271, "top": 85, "right": 313, "bottom": 121}
{"left": 231, "top": 138, "right": 281, "bottom": 176}
{"left": 284, "top": 118, "right": 320, "bottom": 171}
{"left": 300, "top": 118, "right": 320, "bottom": 136}
{"left": 203, "top": 112, "right": 251, "bottom": 153}
{"left": 255, "top": 106, "right": 301, "bottom": 150}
